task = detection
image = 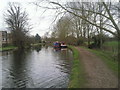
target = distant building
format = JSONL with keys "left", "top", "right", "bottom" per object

{"left": 0, "top": 32, "right": 2, "bottom": 47}
{"left": 0, "top": 31, "right": 12, "bottom": 47}
{"left": 0, "top": 31, "right": 7, "bottom": 47}
{"left": 7, "top": 33, "right": 12, "bottom": 44}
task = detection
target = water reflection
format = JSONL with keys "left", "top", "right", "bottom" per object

{"left": 2, "top": 46, "right": 73, "bottom": 88}
{"left": 0, "top": 53, "right": 2, "bottom": 90}
{"left": 34, "top": 45, "right": 42, "bottom": 52}
{"left": 54, "top": 48, "right": 61, "bottom": 52}
{"left": 2, "top": 49, "right": 31, "bottom": 88}
{"left": 1, "top": 51, "right": 13, "bottom": 56}
{"left": 45, "top": 45, "right": 48, "bottom": 49}
{"left": 11, "top": 50, "right": 29, "bottom": 88}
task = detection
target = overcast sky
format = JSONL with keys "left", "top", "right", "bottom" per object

{"left": 0, "top": 0, "right": 63, "bottom": 36}
{"left": 0, "top": 0, "right": 119, "bottom": 36}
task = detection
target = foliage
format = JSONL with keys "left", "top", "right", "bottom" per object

{"left": 88, "top": 34, "right": 111, "bottom": 48}
{"left": 65, "top": 36, "right": 77, "bottom": 45}
{"left": 76, "top": 37, "right": 85, "bottom": 45}
{"left": 35, "top": 34, "right": 41, "bottom": 43}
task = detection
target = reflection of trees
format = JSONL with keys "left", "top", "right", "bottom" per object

{"left": 45, "top": 45, "right": 48, "bottom": 49}
{"left": 11, "top": 49, "right": 29, "bottom": 88}
{"left": 54, "top": 49, "right": 73, "bottom": 74}
{"left": 2, "top": 51, "right": 13, "bottom": 56}
{"left": 34, "top": 45, "right": 42, "bottom": 52}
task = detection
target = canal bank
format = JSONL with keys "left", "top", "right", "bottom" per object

{"left": 0, "top": 43, "right": 42, "bottom": 52}
{"left": 0, "top": 46, "right": 17, "bottom": 51}
{"left": 68, "top": 46, "right": 86, "bottom": 88}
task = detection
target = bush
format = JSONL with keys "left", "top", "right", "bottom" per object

{"left": 88, "top": 43, "right": 96, "bottom": 49}
{"left": 77, "top": 37, "right": 85, "bottom": 45}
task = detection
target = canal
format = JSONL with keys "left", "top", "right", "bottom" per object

{"left": 1, "top": 46, "right": 73, "bottom": 88}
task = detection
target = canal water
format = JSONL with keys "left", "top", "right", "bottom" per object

{"left": 1, "top": 46, "right": 73, "bottom": 88}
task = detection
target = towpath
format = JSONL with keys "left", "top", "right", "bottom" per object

{"left": 75, "top": 47, "right": 118, "bottom": 88}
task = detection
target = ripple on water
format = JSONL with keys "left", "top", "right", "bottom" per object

{"left": 2, "top": 47, "right": 73, "bottom": 88}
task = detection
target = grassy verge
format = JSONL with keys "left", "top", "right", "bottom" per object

{"left": 81, "top": 46, "right": 118, "bottom": 76}
{"left": 0, "top": 46, "right": 17, "bottom": 51}
{"left": 68, "top": 46, "right": 86, "bottom": 88}
{"left": 103, "top": 41, "right": 118, "bottom": 47}
{"left": 31, "top": 43, "right": 45, "bottom": 46}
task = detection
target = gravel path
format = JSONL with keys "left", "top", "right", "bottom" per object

{"left": 75, "top": 47, "right": 118, "bottom": 88}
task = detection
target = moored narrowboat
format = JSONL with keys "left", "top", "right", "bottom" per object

{"left": 53, "top": 41, "right": 61, "bottom": 48}
{"left": 53, "top": 41, "right": 67, "bottom": 48}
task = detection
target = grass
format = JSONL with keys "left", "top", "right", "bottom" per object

{"left": 103, "top": 41, "right": 119, "bottom": 53}
{"left": 81, "top": 46, "right": 118, "bottom": 76}
{"left": 84, "top": 41, "right": 94, "bottom": 45}
{"left": 0, "top": 46, "right": 17, "bottom": 51}
{"left": 103, "top": 41, "right": 118, "bottom": 47}
{"left": 68, "top": 46, "right": 86, "bottom": 88}
{"left": 31, "top": 43, "right": 45, "bottom": 47}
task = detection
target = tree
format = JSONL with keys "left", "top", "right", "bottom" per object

{"left": 5, "top": 3, "right": 30, "bottom": 48}
{"left": 50, "top": 1, "right": 119, "bottom": 39}
{"left": 35, "top": 34, "right": 41, "bottom": 43}
{"left": 34, "top": 1, "right": 119, "bottom": 48}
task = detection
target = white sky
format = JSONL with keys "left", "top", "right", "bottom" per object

{"left": 0, "top": 0, "right": 62, "bottom": 36}
{"left": 0, "top": 0, "right": 119, "bottom": 36}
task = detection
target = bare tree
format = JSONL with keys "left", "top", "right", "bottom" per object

{"left": 50, "top": 1, "right": 119, "bottom": 39}
{"left": 34, "top": 1, "right": 119, "bottom": 47}
{"left": 5, "top": 3, "right": 30, "bottom": 48}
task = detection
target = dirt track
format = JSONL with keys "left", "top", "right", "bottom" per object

{"left": 75, "top": 47, "right": 118, "bottom": 88}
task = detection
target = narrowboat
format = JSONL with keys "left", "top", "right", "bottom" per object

{"left": 53, "top": 41, "right": 67, "bottom": 48}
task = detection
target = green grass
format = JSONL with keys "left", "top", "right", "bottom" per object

{"left": 68, "top": 46, "right": 86, "bottom": 88}
{"left": 81, "top": 46, "right": 118, "bottom": 76}
{"left": 84, "top": 41, "right": 94, "bottom": 45}
{"left": 0, "top": 46, "right": 17, "bottom": 51}
{"left": 31, "top": 43, "right": 42, "bottom": 46}
{"left": 103, "top": 41, "right": 119, "bottom": 60}
{"left": 31, "top": 43, "right": 45, "bottom": 47}
{"left": 103, "top": 41, "right": 118, "bottom": 47}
